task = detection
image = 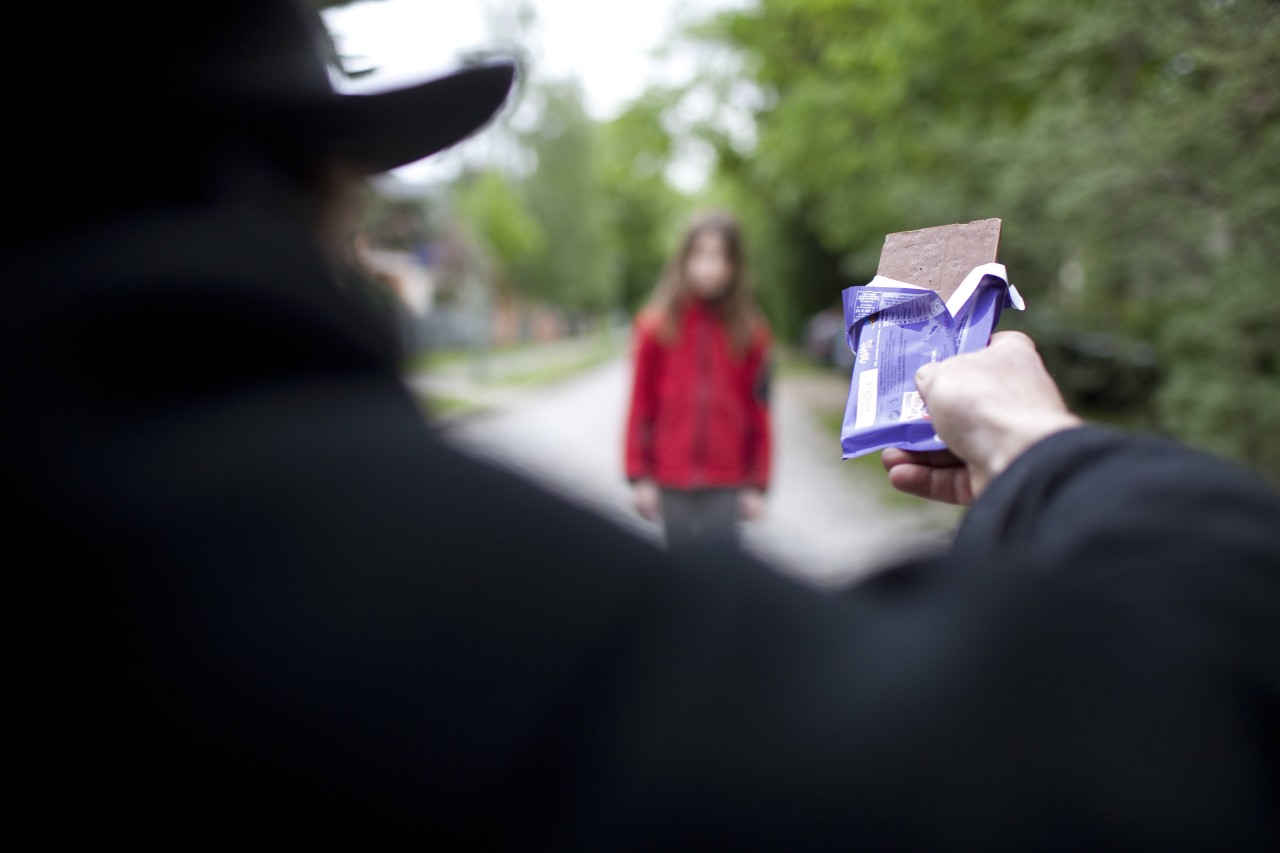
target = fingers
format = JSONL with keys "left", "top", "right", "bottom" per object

{"left": 987, "top": 329, "right": 1036, "bottom": 352}
{"left": 914, "top": 361, "right": 938, "bottom": 395}
{"left": 885, "top": 461, "right": 975, "bottom": 506}
{"left": 882, "top": 448, "right": 973, "bottom": 506}
{"left": 913, "top": 331, "right": 1035, "bottom": 404}
{"left": 882, "top": 447, "right": 962, "bottom": 471}
{"left": 883, "top": 330, "right": 1078, "bottom": 505}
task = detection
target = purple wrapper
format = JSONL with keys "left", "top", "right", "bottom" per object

{"left": 840, "top": 265, "right": 1022, "bottom": 459}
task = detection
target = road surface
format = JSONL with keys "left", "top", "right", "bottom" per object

{"left": 430, "top": 357, "right": 961, "bottom": 589}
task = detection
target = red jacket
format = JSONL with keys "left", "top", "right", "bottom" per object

{"left": 625, "top": 300, "right": 772, "bottom": 491}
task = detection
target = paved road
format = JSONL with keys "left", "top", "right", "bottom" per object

{"left": 430, "top": 357, "right": 961, "bottom": 589}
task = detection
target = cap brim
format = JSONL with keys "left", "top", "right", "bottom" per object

{"left": 331, "top": 61, "right": 517, "bottom": 174}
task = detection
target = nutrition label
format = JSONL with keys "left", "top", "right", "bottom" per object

{"left": 847, "top": 287, "right": 956, "bottom": 427}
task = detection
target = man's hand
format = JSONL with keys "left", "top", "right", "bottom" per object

{"left": 882, "top": 331, "right": 1082, "bottom": 505}
{"left": 881, "top": 448, "right": 976, "bottom": 506}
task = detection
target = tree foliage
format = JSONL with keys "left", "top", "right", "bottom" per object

{"left": 453, "top": 170, "right": 544, "bottom": 287}
{"left": 453, "top": 79, "right": 688, "bottom": 316}
{"left": 698, "top": 0, "right": 1280, "bottom": 479}
{"left": 509, "top": 79, "right": 613, "bottom": 312}
{"left": 594, "top": 89, "right": 690, "bottom": 312}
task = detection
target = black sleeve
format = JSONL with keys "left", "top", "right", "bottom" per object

{"left": 955, "top": 426, "right": 1280, "bottom": 679}
{"left": 546, "top": 427, "right": 1280, "bottom": 849}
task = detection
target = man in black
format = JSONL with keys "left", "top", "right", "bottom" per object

{"left": 5, "top": 0, "right": 1278, "bottom": 847}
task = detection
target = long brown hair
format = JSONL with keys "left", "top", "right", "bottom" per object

{"left": 645, "top": 210, "right": 764, "bottom": 353}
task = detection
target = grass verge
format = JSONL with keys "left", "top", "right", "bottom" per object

{"left": 411, "top": 331, "right": 627, "bottom": 416}
{"left": 418, "top": 393, "right": 489, "bottom": 420}
{"left": 498, "top": 345, "right": 621, "bottom": 387}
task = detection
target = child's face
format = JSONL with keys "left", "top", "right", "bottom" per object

{"left": 685, "top": 230, "right": 734, "bottom": 300}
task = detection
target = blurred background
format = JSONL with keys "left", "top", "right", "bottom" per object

{"left": 316, "top": 0, "right": 1279, "bottom": 582}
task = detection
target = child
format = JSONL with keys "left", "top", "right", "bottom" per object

{"left": 624, "top": 210, "right": 773, "bottom": 552}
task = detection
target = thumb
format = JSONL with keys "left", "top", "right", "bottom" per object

{"left": 915, "top": 362, "right": 938, "bottom": 396}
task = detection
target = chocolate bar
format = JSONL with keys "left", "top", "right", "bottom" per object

{"left": 839, "top": 218, "right": 1020, "bottom": 459}
{"left": 877, "top": 218, "right": 1001, "bottom": 302}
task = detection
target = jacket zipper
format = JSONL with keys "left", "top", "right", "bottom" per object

{"left": 692, "top": 311, "right": 711, "bottom": 486}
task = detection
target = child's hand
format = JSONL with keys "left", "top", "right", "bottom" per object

{"left": 738, "top": 488, "right": 766, "bottom": 521}
{"left": 632, "top": 480, "right": 661, "bottom": 521}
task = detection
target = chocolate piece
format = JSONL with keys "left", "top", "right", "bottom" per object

{"left": 877, "top": 218, "right": 1001, "bottom": 302}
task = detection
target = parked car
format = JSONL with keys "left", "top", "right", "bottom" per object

{"left": 802, "top": 306, "right": 855, "bottom": 372}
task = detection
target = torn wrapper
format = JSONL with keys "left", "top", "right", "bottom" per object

{"left": 840, "top": 263, "right": 1024, "bottom": 459}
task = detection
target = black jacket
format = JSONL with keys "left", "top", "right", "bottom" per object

{"left": 5, "top": 203, "right": 1278, "bottom": 849}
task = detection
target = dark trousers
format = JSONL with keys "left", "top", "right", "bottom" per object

{"left": 659, "top": 487, "right": 742, "bottom": 553}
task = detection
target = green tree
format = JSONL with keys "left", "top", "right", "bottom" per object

{"left": 512, "top": 79, "right": 613, "bottom": 312}
{"left": 595, "top": 89, "right": 689, "bottom": 312}
{"left": 453, "top": 169, "right": 544, "bottom": 288}
{"left": 695, "top": 0, "right": 1280, "bottom": 479}
{"left": 983, "top": 0, "right": 1280, "bottom": 477}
